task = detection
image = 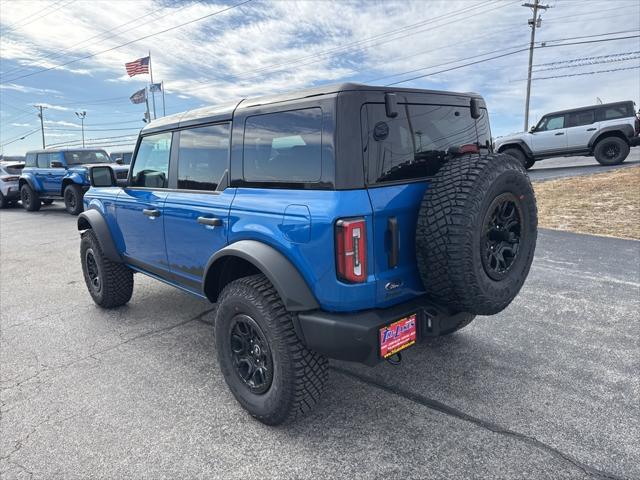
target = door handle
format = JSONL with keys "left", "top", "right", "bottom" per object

{"left": 586, "top": 128, "right": 597, "bottom": 131}
{"left": 143, "top": 209, "right": 160, "bottom": 217}
{"left": 197, "top": 216, "right": 222, "bottom": 227}
{"left": 554, "top": 132, "right": 565, "bottom": 136}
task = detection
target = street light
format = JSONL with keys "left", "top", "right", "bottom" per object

{"left": 75, "top": 111, "right": 86, "bottom": 148}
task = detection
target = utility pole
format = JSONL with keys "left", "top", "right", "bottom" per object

{"left": 75, "top": 111, "right": 87, "bottom": 148}
{"left": 35, "top": 105, "right": 47, "bottom": 148}
{"left": 523, "top": 0, "right": 550, "bottom": 132}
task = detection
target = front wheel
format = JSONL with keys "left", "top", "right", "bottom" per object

{"left": 20, "top": 184, "right": 41, "bottom": 211}
{"left": 215, "top": 274, "right": 328, "bottom": 425}
{"left": 594, "top": 136, "right": 629, "bottom": 165}
{"left": 0, "top": 192, "right": 8, "bottom": 209}
{"left": 64, "top": 184, "right": 84, "bottom": 215}
{"left": 80, "top": 229, "right": 134, "bottom": 308}
{"left": 502, "top": 147, "right": 535, "bottom": 170}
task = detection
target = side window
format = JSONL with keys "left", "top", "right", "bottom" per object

{"left": 36, "top": 153, "right": 49, "bottom": 168}
{"left": 130, "top": 132, "right": 172, "bottom": 188}
{"left": 599, "top": 105, "right": 632, "bottom": 121}
{"left": 538, "top": 115, "right": 564, "bottom": 131}
{"left": 25, "top": 153, "right": 36, "bottom": 167}
{"left": 243, "top": 108, "right": 322, "bottom": 183}
{"left": 177, "top": 123, "right": 230, "bottom": 191}
{"left": 566, "top": 110, "right": 594, "bottom": 127}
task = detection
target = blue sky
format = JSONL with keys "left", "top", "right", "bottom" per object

{"left": 1, "top": 0, "right": 639, "bottom": 155}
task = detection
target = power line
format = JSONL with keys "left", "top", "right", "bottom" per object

{"left": 0, "top": 128, "right": 41, "bottom": 147}
{"left": 1, "top": 0, "right": 70, "bottom": 32}
{"left": 0, "top": 0, "right": 254, "bottom": 84}
{"left": 533, "top": 50, "right": 640, "bottom": 67}
{"left": 532, "top": 52, "right": 640, "bottom": 72}
{"left": 530, "top": 65, "right": 640, "bottom": 81}
{"left": 46, "top": 126, "right": 142, "bottom": 132}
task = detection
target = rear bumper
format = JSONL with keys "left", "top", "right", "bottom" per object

{"left": 295, "top": 296, "right": 473, "bottom": 366}
{"left": 1, "top": 185, "right": 20, "bottom": 200}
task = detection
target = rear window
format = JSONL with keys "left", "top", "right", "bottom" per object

{"left": 361, "top": 103, "right": 489, "bottom": 184}
{"left": 4, "top": 165, "right": 24, "bottom": 175}
{"left": 177, "top": 123, "right": 230, "bottom": 191}
{"left": 243, "top": 108, "right": 322, "bottom": 183}
{"left": 64, "top": 150, "right": 110, "bottom": 165}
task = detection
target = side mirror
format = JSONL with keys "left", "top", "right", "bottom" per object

{"left": 529, "top": 126, "right": 536, "bottom": 133}
{"left": 50, "top": 160, "right": 65, "bottom": 168}
{"left": 89, "top": 166, "right": 117, "bottom": 187}
{"left": 115, "top": 158, "right": 124, "bottom": 165}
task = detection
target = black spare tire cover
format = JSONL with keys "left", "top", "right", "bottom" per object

{"left": 416, "top": 153, "right": 537, "bottom": 315}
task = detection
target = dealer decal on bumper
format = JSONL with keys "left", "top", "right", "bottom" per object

{"left": 379, "top": 313, "right": 417, "bottom": 358}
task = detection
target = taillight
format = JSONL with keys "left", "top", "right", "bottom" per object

{"left": 335, "top": 217, "right": 367, "bottom": 283}
{"left": 458, "top": 144, "right": 480, "bottom": 154}
{"left": 0, "top": 175, "right": 19, "bottom": 182}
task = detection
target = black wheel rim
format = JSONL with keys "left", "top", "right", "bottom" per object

{"left": 604, "top": 143, "right": 620, "bottom": 159}
{"left": 22, "top": 188, "right": 30, "bottom": 205}
{"left": 229, "top": 314, "right": 273, "bottom": 394}
{"left": 66, "top": 190, "right": 76, "bottom": 209}
{"left": 481, "top": 193, "right": 523, "bottom": 280}
{"left": 85, "top": 248, "right": 101, "bottom": 292}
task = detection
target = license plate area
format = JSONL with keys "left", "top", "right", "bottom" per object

{"left": 379, "top": 313, "right": 417, "bottom": 359}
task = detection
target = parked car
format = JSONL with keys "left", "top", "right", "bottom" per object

{"left": 0, "top": 160, "right": 25, "bottom": 208}
{"left": 78, "top": 83, "right": 538, "bottom": 424}
{"left": 110, "top": 151, "right": 133, "bottom": 165}
{"left": 495, "top": 100, "right": 640, "bottom": 169}
{"left": 19, "top": 148, "right": 129, "bottom": 215}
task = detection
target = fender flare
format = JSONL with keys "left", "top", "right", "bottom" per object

{"left": 203, "top": 240, "right": 319, "bottom": 312}
{"left": 77, "top": 209, "right": 122, "bottom": 262}
{"left": 18, "top": 174, "right": 37, "bottom": 191}
{"left": 588, "top": 124, "right": 634, "bottom": 148}
{"left": 497, "top": 140, "right": 533, "bottom": 158}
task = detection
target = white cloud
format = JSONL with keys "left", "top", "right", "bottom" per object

{"left": 32, "top": 103, "right": 70, "bottom": 111}
{"left": 11, "top": 123, "right": 31, "bottom": 127}
{"left": 0, "top": 83, "right": 60, "bottom": 95}
{"left": 44, "top": 120, "right": 81, "bottom": 128}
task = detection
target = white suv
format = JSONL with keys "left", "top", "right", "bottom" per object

{"left": 494, "top": 101, "right": 640, "bottom": 169}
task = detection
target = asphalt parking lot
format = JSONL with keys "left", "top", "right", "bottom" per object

{"left": 1, "top": 204, "right": 639, "bottom": 479}
{"left": 527, "top": 148, "right": 640, "bottom": 181}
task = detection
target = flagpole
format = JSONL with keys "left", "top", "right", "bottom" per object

{"left": 144, "top": 86, "right": 151, "bottom": 123}
{"left": 161, "top": 81, "right": 166, "bottom": 117}
{"left": 148, "top": 50, "right": 157, "bottom": 120}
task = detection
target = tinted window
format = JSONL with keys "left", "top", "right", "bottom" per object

{"left": 4, "top": 165, "right": 24, "bottom": 175}
{"left": 362, "top": 104, "right": 486, "bottom": 184}
{"left": 538, "top": 115, "right": 564, "bottom": 131}
{"left": 123, "top": 152, "right": 132, "bottom": 164}
{"left": 243, "top": 108, "right": 322, "bottom": 183}
{"left": 566, "top": 110, "right": 594, "bottom": 127}
{"left": 130, "top": 132, "right": 172, "bottom": 188}
{"left": 177, "top": 124, "right": 230, "bottom": 191}
{"left": 599, "top": 104, "right": 633, "bottom": 121}
{"left": 36, "top": 153, "right": 50, "bottom": 168}
{"left": 64, "top": 150, "right": 110, "bottom": 165}
{"left": 25, "top": 153, "right": 36, "bottom": 167}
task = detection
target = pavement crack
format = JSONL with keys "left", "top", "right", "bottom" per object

{"left": 332, "top": 366, "right": 627, "bottom": 480}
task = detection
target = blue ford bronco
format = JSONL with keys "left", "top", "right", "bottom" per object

{"left": 78, "top": 84, "right": 538, "bottom": 424}
{"left": 19, "top": 148, "right": 129, "bottom": 215}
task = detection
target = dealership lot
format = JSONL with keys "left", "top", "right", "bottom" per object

{"left": 1, "top": 205, "right": 638, "bottom": 479}
{"left": 527, "top": 148, "right": 640, "bottom": 181}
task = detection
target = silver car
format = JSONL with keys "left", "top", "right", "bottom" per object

{"left": 0, "top": 161, "right": 24, "bottom": 208}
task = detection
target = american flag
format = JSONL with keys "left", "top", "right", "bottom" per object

{"left": 125, "top": 56, "right": 149, "bottom": 77}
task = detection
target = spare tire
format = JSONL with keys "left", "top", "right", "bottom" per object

{"left": 416, "top": 153, "right": 537, "bottom": 315}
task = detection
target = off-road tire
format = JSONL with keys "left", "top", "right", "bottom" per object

{"left": 416, "top": 153, "right": 537, "bottom": 315}
{"left": 80, "top": 229, "right": 133, "bottom": 308}
{"left": 215, "top": 274, "right": 328, "bottom": 425}
{"left": 594, "top": 136, "right": 629, "bottom": 166}
{"left": 42, "top": 199, "right": 54, "bottom": 205}
{"left": 20, "top": 184, "right": 40, "bottom": 211}
{"left": 0, "top": 193, "right": 8, "bottom": 209}
{"left": 503, "top": 147, "right": 535, "bottom": 170}
{"left": 64, "top": 184, "right": 84, "bottom": 215}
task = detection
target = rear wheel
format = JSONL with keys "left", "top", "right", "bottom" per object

{"left": 416, "top": 153, "right": 537, "bottom": 315}
{"left": 215, "top": 274, "right": 328, "bottom": 425}
{"left": 64, "top": 184, "right": 84, "bottom": 215}
{"left": 80, "top": 229, "right": 134, "bottom": 308}
{"left": 20, "top": 184, "right": 40, "bottom": 211}
{"left": 503, "top": 147, "right": 535, "bottom": 170}
{"left": 594, "top": 136, "right": 629, "bottom": 165}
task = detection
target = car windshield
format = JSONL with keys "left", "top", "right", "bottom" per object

{"left": 64, "top": 151, "right": 110, "bottom": 165}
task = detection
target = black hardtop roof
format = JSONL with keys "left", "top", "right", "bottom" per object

{"left": 25, "top": 147, "right": 109, "bottom": 154}
{"left": 542, "top": 100, "right": 635, "bottom": 118}
{"left": 141, "top": 83, "right": 483, "bottom": 134}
